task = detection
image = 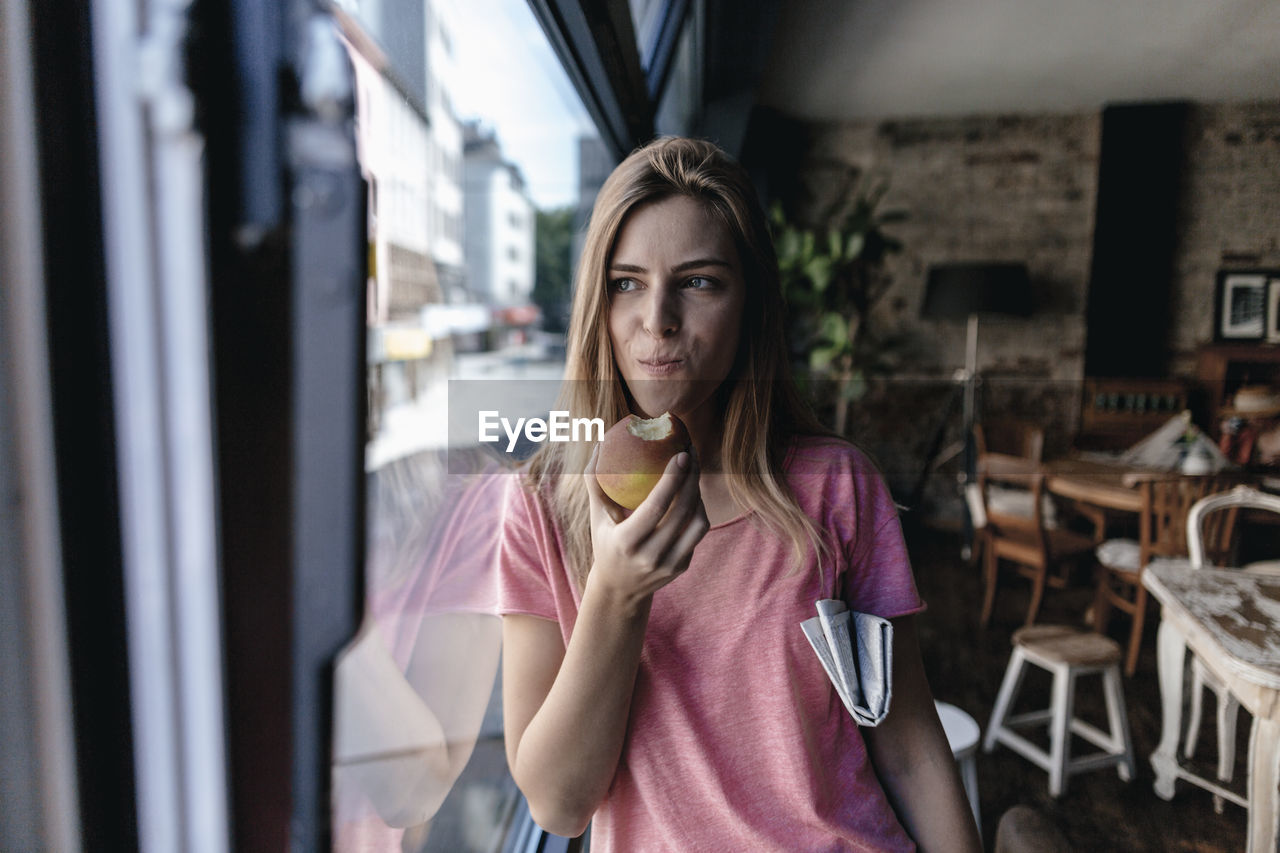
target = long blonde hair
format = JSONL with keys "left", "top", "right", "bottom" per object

{"left": 525, "top": 136, "right": 838, "bottom": 585}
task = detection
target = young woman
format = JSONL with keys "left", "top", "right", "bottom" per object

{"left": 498, "top": 137, "right": 981, "bottom": 852}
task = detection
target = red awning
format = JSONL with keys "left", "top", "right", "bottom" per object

{"left": 494, "top": 304, "right": 541, "bottom": 326}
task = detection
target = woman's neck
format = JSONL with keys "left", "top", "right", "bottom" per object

{"left": 679, "top": 397, "right": 745, "bottom": 525}
{"left": 680, "top": 400, "right": 723, "bottom": 471}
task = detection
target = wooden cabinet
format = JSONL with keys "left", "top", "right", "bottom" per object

{"left": 1196, "top": 343, "right": 1280, "bottom": 420}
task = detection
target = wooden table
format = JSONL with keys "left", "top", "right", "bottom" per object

{"left": 1043, "top": 457, "right": 1157, "bottom": 513}
{"left": 1143, "top": 559, "right": 1280, "bottom": 853}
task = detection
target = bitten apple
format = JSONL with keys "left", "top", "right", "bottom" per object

{"left": 595, "top": 411, "right": 691, "bottom": 509}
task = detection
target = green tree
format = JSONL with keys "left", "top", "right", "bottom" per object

{"left": 533, "top": 206, "right": 576, "bottom": 333}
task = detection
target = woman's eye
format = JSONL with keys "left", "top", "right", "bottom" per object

{"left": 685, "top": 276, "right": 714, "bottom": 289}
{"left": 611, "top": 278, "right": 638, "bottom": 293}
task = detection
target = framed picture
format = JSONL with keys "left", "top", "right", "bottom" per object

{"left": 1268, "top": 278, "right": 1280, "bottom": 344}
{"left": 1216, "top": 270, "right": 1269, "bottom": 341}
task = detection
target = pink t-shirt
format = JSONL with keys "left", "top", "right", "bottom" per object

{"left": 498, "top": 436, "right": 926, "bottom": 852}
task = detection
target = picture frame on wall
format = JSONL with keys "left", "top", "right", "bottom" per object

{"left": 1216, "top": 270, "right": 1269, "bottom": 341}
{"left": 1269, "top": 277, "right": 1280, "bottom": 344}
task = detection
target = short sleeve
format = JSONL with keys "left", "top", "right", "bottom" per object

{"left": 496, "top": 475, "right": 560, "bottom": 621}
{"left": 366, "top": 469, "right": 506, "bottom": 669}
{"left": 842, "top": 467, "right": 927, "bottom": 619}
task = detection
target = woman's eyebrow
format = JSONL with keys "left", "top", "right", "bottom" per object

{"left": 673, "top": 258, "right": 733, "bottom": 272}
{"left": 609, "top": 257, "right": 734, "bottom": 273}
{"left": 609, "top": 262, "right": 647, "bottom": 273}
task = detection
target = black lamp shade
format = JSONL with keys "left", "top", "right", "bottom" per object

{"left": 921, "top": 262, "right": 1034, "bottom": 319}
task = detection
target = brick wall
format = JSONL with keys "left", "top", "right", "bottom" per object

{"left": 1171, "top": 103, "right": 1280, "bottom": 372}
{"left": 778, "top": 101, "right": 1280, "bottom": 518}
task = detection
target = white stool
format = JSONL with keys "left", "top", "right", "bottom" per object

{"left": 935, "top": 700, "right": 982, "bottom": 838}
{"left": 983, "top": 625, "right": 1135, "bottom": 797}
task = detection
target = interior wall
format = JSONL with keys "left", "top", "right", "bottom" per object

{"left": 790, "top": 111, "right": 1098, "bottom": 381}
{"left": 771, "top": 100, "right": 1280, "bottom": 515}
{"left": 775, "top": 112, "right": 1099, "bottom": 511}
{"left": 1170, "top": 102, "right": 1280, "bottom": 374}
{"left": 787, "top": 100, "right": 1280, "bottom": 382}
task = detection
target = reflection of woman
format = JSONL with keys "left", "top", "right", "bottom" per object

{"left": 499, "top": 137, "right": 980, "bottom": 851}
{"left": 333, "top": 452, "right": 504, "bottom": 852}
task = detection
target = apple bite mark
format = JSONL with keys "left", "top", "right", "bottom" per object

{"left": 594, "top": 411, "right": 691, "bottom": 509}
{"left": 628, "top": 412, "right": 678, "bottom": 440}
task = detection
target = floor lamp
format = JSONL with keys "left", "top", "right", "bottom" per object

{"left": 913, "top": 262, "right": 1033, "bottom": 550}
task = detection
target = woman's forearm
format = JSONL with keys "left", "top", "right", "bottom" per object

{"left": 508, "top": 450, "right": 707, "bottom": 836}
{"left": 509, "top": 575, "right": 652, "bottom": 836}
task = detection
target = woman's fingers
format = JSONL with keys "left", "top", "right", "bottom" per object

{"left": 584, "top": 443, "right": 626, "bottom": 525}
{"left": 644, "top": 451, "right": 707, "bottom": 561}
{"left": 588, "top": 445, "right": 706, "bottom": 596}
{"left": 659, "top": 497, "right": 711, "bottom": 574}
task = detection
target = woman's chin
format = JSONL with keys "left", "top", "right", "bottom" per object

{"left": 625, "top": 379, "right": 717, "bottom": 421}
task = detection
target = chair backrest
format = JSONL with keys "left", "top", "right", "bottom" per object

{"left": 976, "top": 448, "right": 1047, "bottom": 547}
{"left": 1138, "top": 475, "right": 1242, "bottom": 565}
{"left": 974, "top": 421, "right": 1045, "bottom": 464}
{"left": 1187, "top": 485, "right": 1280, "bottom": 567}
{"left": 1077, "top": 378, "right": 1187, "bottom": 451}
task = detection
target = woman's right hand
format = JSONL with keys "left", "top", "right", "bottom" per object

{"left": 583, "top": 442, "right": 710, "bottom": 604}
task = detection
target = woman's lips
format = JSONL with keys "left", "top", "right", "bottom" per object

{"left": 638, "top": 359, "right": 684, "bottom": 376}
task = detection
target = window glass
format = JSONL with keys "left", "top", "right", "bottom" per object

{"left": 332, "top": 0, "right": 608, "bottom": 849}
{"left": 655, "top": 11, "right": 699, "bottom": 137}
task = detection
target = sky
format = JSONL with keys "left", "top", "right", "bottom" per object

{"left": 442, "top": 0, "right": 601, "bottom": 211}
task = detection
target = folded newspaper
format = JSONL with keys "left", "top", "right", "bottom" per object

{"left": 800, "top": 600, "right": 894, "bottom": 726}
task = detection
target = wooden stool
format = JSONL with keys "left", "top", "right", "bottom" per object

{"left": 983, "top": 625, "right": 1135, "bottom": 796}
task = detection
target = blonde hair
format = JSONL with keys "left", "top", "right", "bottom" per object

{"left": 525, "top": 136, "right": 838, "bottom": 585}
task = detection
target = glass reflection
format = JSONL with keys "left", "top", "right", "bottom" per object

{"left": 330, "top": 0, "right": 604, "bottom": 847}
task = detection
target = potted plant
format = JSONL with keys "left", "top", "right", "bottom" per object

{"left": 771, "top": 171, "right": 907, "bottom": 436}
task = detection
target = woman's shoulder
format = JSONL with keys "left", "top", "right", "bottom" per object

{"left": 499, "top": 465, "right": 554, "bottom": 526}
{"left": 782, "top": 433, "right": 896, "bottom": 517}
{"left": 784, "top": 433, "right": 880, "bottom": 476}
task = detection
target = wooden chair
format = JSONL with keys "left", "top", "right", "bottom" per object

{"left": 976, "top": 449, "right": 1097, "bottom": 628}
{"left": 1092, "top": 475, "right": 1240, "bottom": 676}
{"left": 975, "top": 421, "right": 1045, "bottom": 464}
{"left": 1182, "top": 485, "right": 1279, "bottom": 812}
{"left": 970, "top": 422, "right": 1046, "bottom": 569}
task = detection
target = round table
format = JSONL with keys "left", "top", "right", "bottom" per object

{"left": 1042, "top": 457, "right": 1148, "bottom": 513}
{"left": 935, "top": 700, "right": 982, "bottom": 837}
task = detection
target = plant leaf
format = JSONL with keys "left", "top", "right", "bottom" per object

{"left": 840, "top": 368, "right": 868, "bottom": 402}
{"left": 776, "top": 228, "right": 802, "bottom": 268}
{"left": 819, "top": 311, "right": 848, "bottom": 348}
{"left": 844, "top": 232, "right": 865, "bottom": 261}
{"left": 806, "top": 257, "right": 833, "bottom": 293}
{"left": 810, "top": 345, "right": 840, "bottom": 371}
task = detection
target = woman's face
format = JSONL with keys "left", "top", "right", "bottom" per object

{"left": 606, "top": 195, "right": 746, "bottom": 431}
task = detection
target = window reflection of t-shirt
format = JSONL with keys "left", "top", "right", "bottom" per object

{"left": 498, "top": 436, "right": 926, "bottom": 852}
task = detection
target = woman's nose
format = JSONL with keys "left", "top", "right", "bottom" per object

{"left": 642, "top": 289, "right": 679, "bottom": 338}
